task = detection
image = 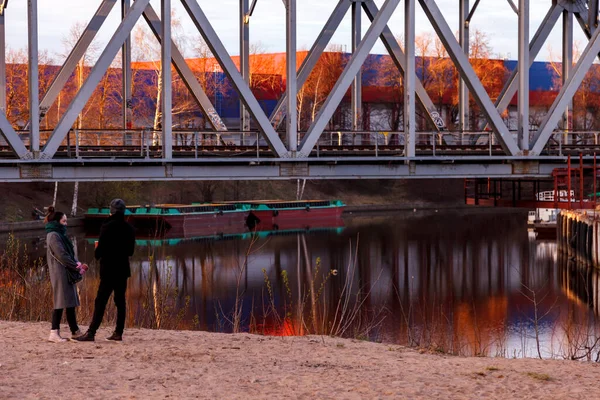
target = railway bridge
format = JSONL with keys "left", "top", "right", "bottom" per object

{"left": 1, "top": 0, "right": 600, "bottom": 181}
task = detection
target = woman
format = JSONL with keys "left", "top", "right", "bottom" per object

{"left": 45, "top": 207, "right": 87, "bottom": 343}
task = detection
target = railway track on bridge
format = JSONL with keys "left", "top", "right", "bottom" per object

{"left": 1, "top": 144, "right": 599, "bottom": 159}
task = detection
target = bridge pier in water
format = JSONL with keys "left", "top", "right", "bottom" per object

{"left": 558, "top": 211, "right": 600, "bottom": 267}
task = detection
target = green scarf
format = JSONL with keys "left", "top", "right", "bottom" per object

{"left": 45, "top": 221, "right": 75, "bottom": 260}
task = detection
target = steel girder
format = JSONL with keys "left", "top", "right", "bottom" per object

{"left": 518, "top": 0, "right": 530, "bottom": 150}
{"left": 0, "top": 12, "right": 5, "bottom": 114}
{"left": 28, "top": 0, "right": 39, "bottom": 152}
{"left": 0, "top": 157, "right": 574, "bottom": 182}
{"left": 404, "top": 0, "right": 416, "bottom": 157}
{"left": 563, "top": 8, "right": 573, "bottom": 136}
{"left": 351, "top": 1, "right": 362, "bottom": 133}
{"left": 286, "top": 0, "right": 298, "bottom": 152}
{"left": 0, "top": 114, "right": 30, "bottom": 159}
{"left": 3, "top": 0, "right": 600, "bottom": 166}
{"left": 240, "top": 0, "right": 250, "bottom": 132}
{"left": 161, "top": 0, "right": 172, "bottom": 159}
{"left": 122, "top": 0, "right": 132, "bottom": 130}
{"left": 459, "top": 0, "right": 469, "bottom": 133}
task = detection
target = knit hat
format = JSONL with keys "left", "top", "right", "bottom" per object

{"left": 110, "top": 198, "right": 126, "bottom": 214}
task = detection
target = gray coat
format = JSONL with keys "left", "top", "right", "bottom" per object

{"left": 47, "top": 232, "right": 80, "bottom": 309}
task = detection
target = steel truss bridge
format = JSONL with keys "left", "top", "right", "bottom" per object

{"left": 1, "top": 0, "right": 600, "bottom": 182}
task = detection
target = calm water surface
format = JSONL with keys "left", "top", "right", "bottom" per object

{"left": 16, "top": 209, "right": 600, "bottom": 359}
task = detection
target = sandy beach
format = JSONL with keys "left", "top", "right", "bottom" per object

{"left": 1, "top": 321, "right": 599, "bottom": 399}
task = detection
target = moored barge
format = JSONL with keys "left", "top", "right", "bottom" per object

{"left": 84, "top": 199, "right": 345, "bottom": 236}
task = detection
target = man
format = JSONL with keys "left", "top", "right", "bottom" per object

{"left": 76, "top": 198, "right": 135, "bottom": 342}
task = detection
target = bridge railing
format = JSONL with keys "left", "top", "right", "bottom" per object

{"left": 2, "top": 129, "right": 600, "bottom": 159}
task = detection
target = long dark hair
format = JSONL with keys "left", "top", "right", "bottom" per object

{"left": 44, "top": 206, "right": 65, "bottom": 224}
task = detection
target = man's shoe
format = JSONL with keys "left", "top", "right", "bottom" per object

{"left": 70, "top": 329, "right": 83, "bottom": 340}
{"left": 48, "top": 329, "right": 67, "bottom": 343}
{"left": 74, "top": 332, "right": 95, "bottom": 342}
{"left": 106, "top": 332, "right": 122, "bottom": 341}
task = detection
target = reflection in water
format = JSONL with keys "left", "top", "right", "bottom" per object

{"left": 7, "top": 209, "right": 600, "bottom": 359}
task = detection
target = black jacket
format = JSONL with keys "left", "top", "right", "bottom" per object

{"left": 95, "top": 213, "right": 135, "bottom": 279}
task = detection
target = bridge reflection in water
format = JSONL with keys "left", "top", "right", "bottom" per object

{"left": 42, "top": 210, "right": 599, "bottom": 358}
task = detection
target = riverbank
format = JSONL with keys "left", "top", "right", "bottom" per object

{"left": 1, "top": 321, "right": 598, "bottom": 399}
{"left": 0, "top": 217, "right": 85, "bottom": 233}
{"left": 0, "top": 179, "right": 466, "bottom": 222}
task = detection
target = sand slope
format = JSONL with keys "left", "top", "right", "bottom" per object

{"left": 1, "top": 321, "right": 599, "bottom": 399}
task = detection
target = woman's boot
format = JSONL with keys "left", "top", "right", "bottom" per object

{"left": 48, "top": 329, "right": 67, "bottom": 343}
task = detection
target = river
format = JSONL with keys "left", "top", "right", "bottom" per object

{"left": 5, "top": 208, "right": 600, "bottom": 359}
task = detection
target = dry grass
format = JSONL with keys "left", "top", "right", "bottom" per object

{"left": 526, "top": 372, "right": 552, "bottom": 381}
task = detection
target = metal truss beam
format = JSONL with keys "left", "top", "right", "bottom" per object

{"left": 162, "top": 0, "right": 172, "bottom": 159}
{"left": 351, "top": 0, "right": 362, "bottom": 132}
{"left": 240, "top": 0, "right": 250, "bottom": 132}
{"left": 286, "top": 0, "right": 298, "bottom": 152}
{"left": 506, "top": 0, "right": 518, "bottom": 14}
{"left": 466, "top": 0, "right": 481, "bottom": 23}
{"left": 517, "top": 0, "right": 529, "bottom": 151}
{"left": 589, "top": 0, "right": 599, "bottom": 32}
{"left": 404, "top": 0, "right": 416, "bottom": 157}
{"left": 41, "top": 0, "right": 151, "bottom": 159}
{"left": 298, "top": 0, "right": 401, "bottom": 158}
{"left": 0, "top": 114, "right": 30, "bottom": 159}
{"left": 33, "top": 0, "right": 117, "bottom": 128}
{"left": 122, "top": 0, "right": 132, "bottom": 130}
{"left": 495, "top": 3, "right": 563, "bottom": 115}
{"left": 564, "top": 8, "right": 573, "bottom": 134}
{"left": 269, "top": 0, "right": 351, "bottom": 129}
{"left": 531, "top": 23, "right": 600, "bottom": 155}
{"left": 181, "top": 0, "right": 288, "bottom": 158}
{"left": 28, "top": 0, "right": 39, "bottom": 153}
{"left": 350, "top": 1, "right": 362, "bottom": 131}
{"left": 142, "top": 5, "right": 227, "bottom": 131}
{"left": 362, "top": 0, "right": 446, "bottom": 131}
{"left": 419, "top": 0, "right": 520, "bottom": 156}
{"left": 459, "top": 0, "right": 469, "bottom": 133}
{"left": 574, "top": 7, "right": 600, "bottom": 61}
{"left": 0, "top": 158, "right": 570, "bottom": 182}
{"left": 0, "top": 11, "right": 5, "bottom": 114}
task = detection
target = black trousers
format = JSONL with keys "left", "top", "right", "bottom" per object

{"left": 88, "top": 277, "right": 128, "bottom": 335}
{"left": 51, "top": 307, "right": 79, "bottom": 333}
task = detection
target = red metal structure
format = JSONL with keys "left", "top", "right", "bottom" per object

{"left": 465, "top": 154, "right": 599, "bottom": 210}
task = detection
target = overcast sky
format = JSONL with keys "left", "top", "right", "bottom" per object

{"left": 3, "top": 0, "right": 590, "bottom": 63}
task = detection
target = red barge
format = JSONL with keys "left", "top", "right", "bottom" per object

{"left": 84, "top": 200, "right": 346, "bottom": 237}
